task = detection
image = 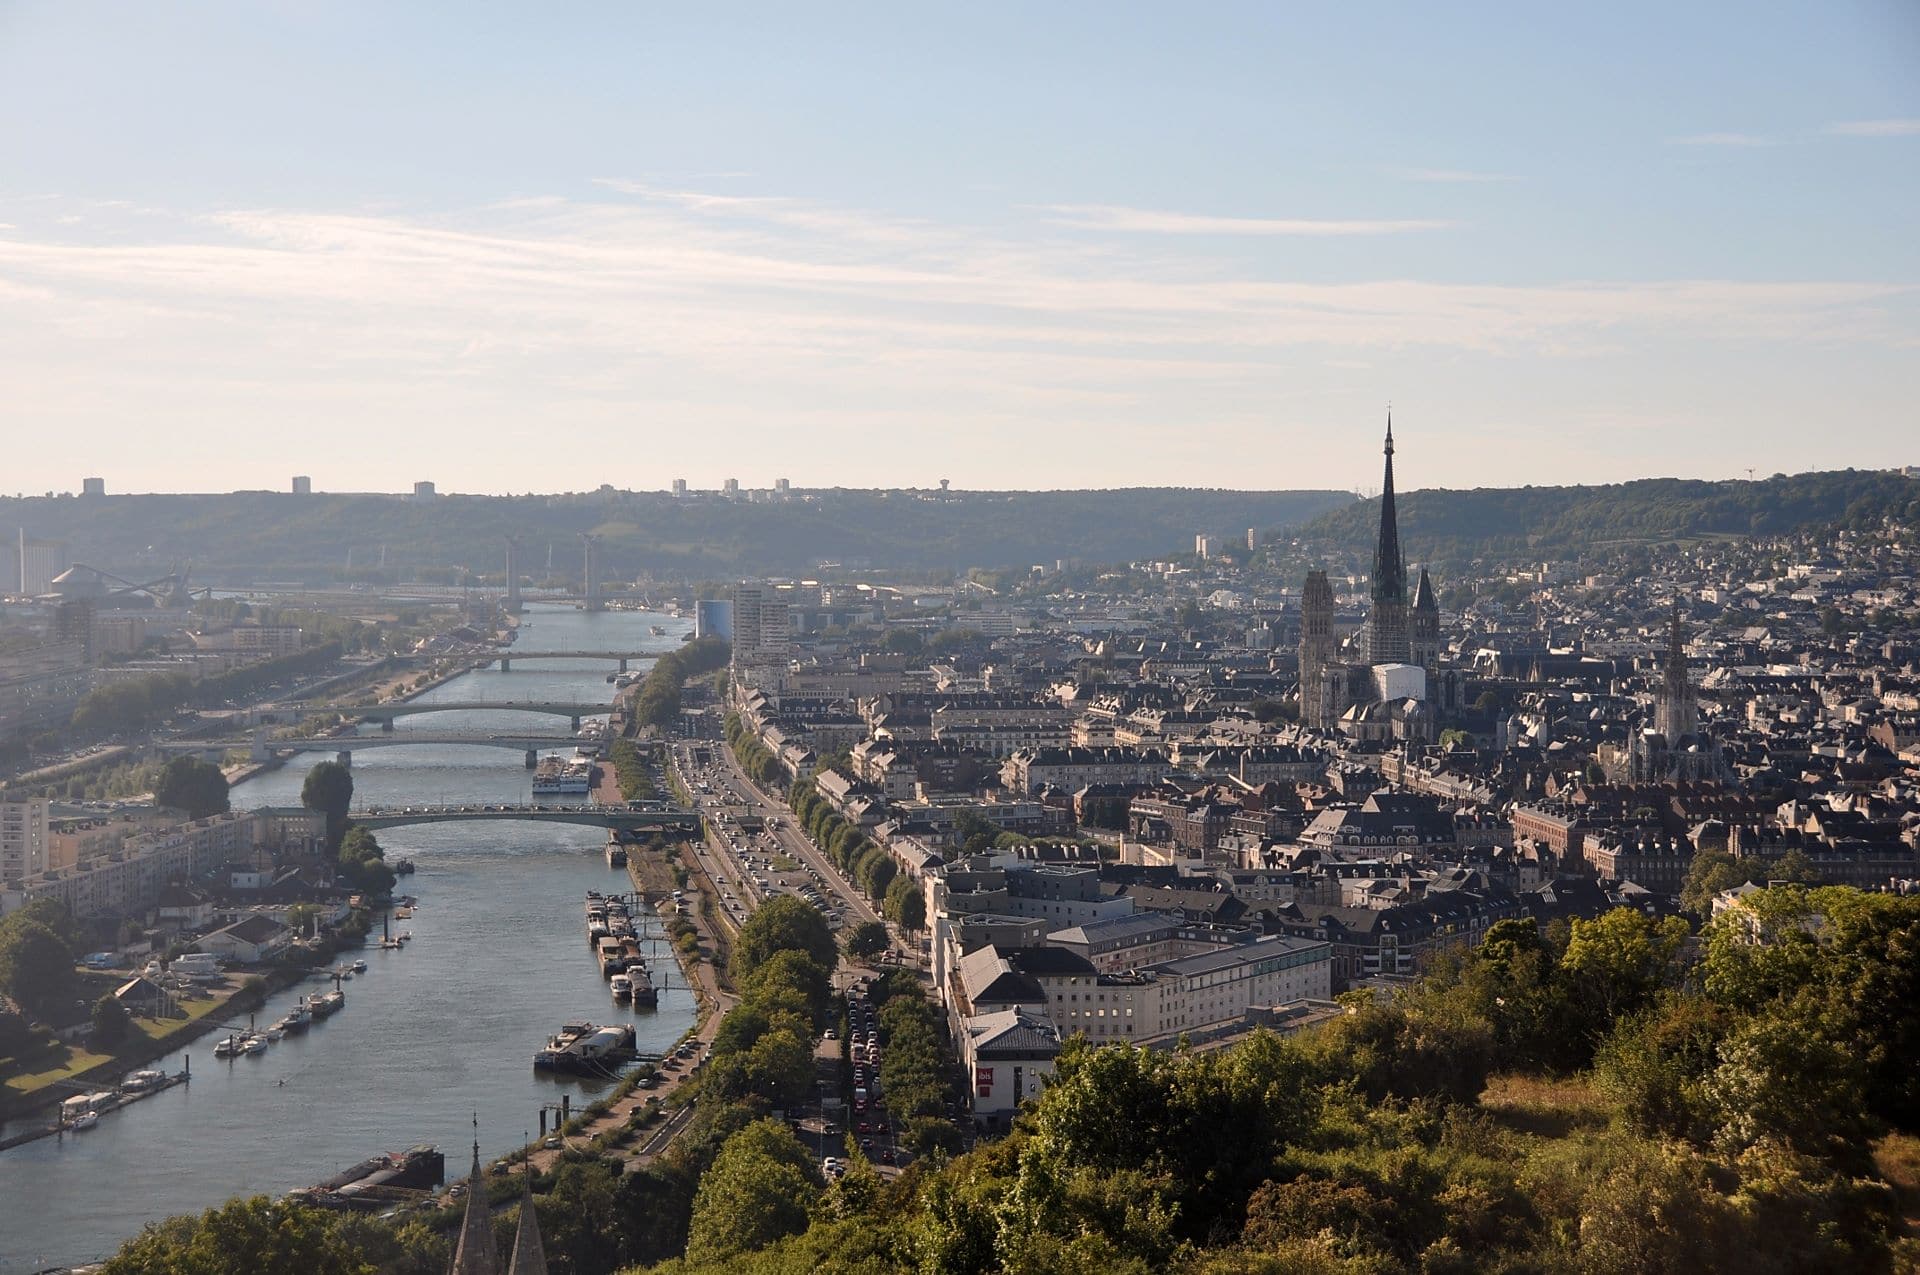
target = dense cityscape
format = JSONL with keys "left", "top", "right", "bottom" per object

{"left": 0, "top": 426, "right": 1916, "bottom": 1271}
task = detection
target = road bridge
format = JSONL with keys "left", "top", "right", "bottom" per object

{"left": 320, "top": 700, "right": 611, "bottom": 728}
{"left": 480, "top": 651, "right": 661, "bottom": 672}
{"left": 157, "top": 732, "right": 584, "bottom": 768}
{"left": 349, "top": 805, "right": 702, "bottom": 832}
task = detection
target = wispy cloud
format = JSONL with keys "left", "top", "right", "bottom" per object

{"left": 1828, "top": 118, "right": 1920, "bottom": 137}
{"left": 0, "top": 187, "right": 1912, "bottom": 491}
{"left": 1038, "top": 204, "right": 1456, "bottom": 236}
{"left": 1668, "top": 132, "right": 1778, "bottom": 148}
{"left": 1398, "top": 168, "right": 1518, "bottom": 184}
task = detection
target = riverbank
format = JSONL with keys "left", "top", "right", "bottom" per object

{"left": 1, "top": 966, "right": 284, "bottom": 1126}
{"left": 523, "top": 843, "right": 733, "bottom": 1176}
{"left": 0, "top": 908, "right": 379, "bottom": 1128}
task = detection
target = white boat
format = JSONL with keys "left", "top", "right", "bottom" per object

{"left": 213, "top": 1035, "right": 240, "bottom": 1059}
{"left": 121, "top": 1069, "right": 167, "bottom": 1093}
{"left": 350, "top": 959, "right": 368, "bottom": 973}
{"left": 241, "top": 1034, "right": 269, "bottom": 1056}
{"left": 71, "top": 1111, "right": 99, "bottom": 1131}
{"left": 264, "top": 1026, "right": 286, "bottom": 1042}
{"left": 610, "top": 974, "right": 633, "bottom": 1002}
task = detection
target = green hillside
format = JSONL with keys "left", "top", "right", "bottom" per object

{"left": 1303, "top": 469, "right": 1920, "bottom": 565}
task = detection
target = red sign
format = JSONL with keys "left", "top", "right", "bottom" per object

{"left": 976, "top": 1067, "right": 993, "bottom": 1096}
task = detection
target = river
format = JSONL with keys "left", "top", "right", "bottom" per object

{"left": 0, "top": 605, "right": 699, "bottom": 1272}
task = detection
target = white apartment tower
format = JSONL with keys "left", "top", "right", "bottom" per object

{"left": 1, "top": 798, "right": 52, "bottom": 884}
{"left": 730, "top": 582, "right": 791, "bottom": 665}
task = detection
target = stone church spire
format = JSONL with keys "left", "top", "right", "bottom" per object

{"left": 450, "top": 1122, "right": 502, "bottom": 1275}
{"left": 507, "top": 1155, "right": 549, "bottom": 1275}
{"left": 1372, "top": 411, "right": 1407, "bottom": 608}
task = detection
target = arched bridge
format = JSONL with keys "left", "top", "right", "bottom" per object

{"left": 349, "top": 805, "right": 702, "bottom": 832}
{"left": 322, "top": 701, "right": 611, "bottom": 727}
{"left": 158, "top": 732, "right": 585, "bottom": 766}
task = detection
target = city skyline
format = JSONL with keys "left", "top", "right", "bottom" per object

{"left": 2, "top": 2, "right": 1916, "bottom": 494}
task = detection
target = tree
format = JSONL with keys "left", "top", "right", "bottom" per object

{"left": 885, "top": 874, "right": 926, "bottom": 932}
{"left": 732, "top": 896, "right": 837, "bottom": 981}
{"left": 0, "top": 919, "right": 79, "bottom": 1022}
{"left": 683, "top": 1118, "right": 820, "bottom": 1263}
{"left": 102, "top": 1198, "right": 376, "bottom": 1275}
{"left": 1680, "top": 849, "right": 1751, "bottom": 914}
{"left": 737, "top": 948, "right": 832, "bottom": 1028}
{"left": 153, "top": 756, "right": 231, "bottom": 820}
{"left": 300, "top": 761, "right": 354, "bottom": 849}
{"left": 1558, "top": 907, "right": 1689, "bottom": 1037}
{"left": 92, "top": 992, "right": 132, "bottom": 1049}
{"left": 846, "top": 921, "right": 890, "bottom": 959}
{"left": 336, "top": 826, "right": 396, "bottom": 897}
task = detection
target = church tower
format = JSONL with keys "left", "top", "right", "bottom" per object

{"left": 450, "top": 1129, "right": 502, "bottom": 1275}
{"left": 507, "top": 1157, "right": 549, "bottom": 1275}
{"left": 1299, "top": 569, "right": 1335, "bottom": 728}
{"left": 1655, "top": 599, "right": 1698, "bottom": 740}
{"left": 1361, "top": 415, "right": 1410, "bottom": 665}
{"left": 1410, "top": 567, "right": 1440, "bottom": 671}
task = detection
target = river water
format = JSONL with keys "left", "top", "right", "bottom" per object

{"left": 0, "top": 605, "right": 698, "bottom": 1272}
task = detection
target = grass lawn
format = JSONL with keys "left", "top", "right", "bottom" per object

{"left": 133, "top": 996, "right": 221, "bottom": 1041}
{"left": 2, "top": 1045, "right": 114, "bottom": 1098}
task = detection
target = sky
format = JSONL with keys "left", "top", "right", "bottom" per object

{"left": 0, "top": 1, "right": 1916, "bottom": 497}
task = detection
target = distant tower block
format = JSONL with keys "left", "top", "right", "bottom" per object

{"left": 1246, "top": 527, "right": 1259, "bottom": 551}
{"left": 671, "top": 478, "right": 688, "bottom": 498}
{"left": 413, "top": 480, "right": 437, "bottom": 500}
{"left": 291, "top": 476, "right": 312, "bottom": 495}
{"left": 81, "top": 477, "right": 105, "bottom": 497}
{"left": 504, "top": 536, "right": 523, "bottom": 614}
{"left": 723, "top": 478, "right": 740, "bottom": 497}
{"left": 774, "top": 477, "right": 790, "bottom": 496}
{"left": 1195, "top": 533, "right": 1218, "bottom": 559}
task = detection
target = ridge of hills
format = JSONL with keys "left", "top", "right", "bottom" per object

{"left": 1301, "top": 468, "right": 1920, "bottom": 567}
{"left": 0, "top": 487, "right": 1352, "bottom": 581}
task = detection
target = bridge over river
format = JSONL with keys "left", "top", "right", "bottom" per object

{"left": 158, "top": 731, "right": 585, "bottom": 766}
{"left": 347, "top": 804, "right": 702, "bottom": 832}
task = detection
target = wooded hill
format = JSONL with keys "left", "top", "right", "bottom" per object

{"left": 2, "top": 487, "right": 1353, "bottom": 582}
{"left": 1302, "top": 468, "right": 1920, "bottom": 567}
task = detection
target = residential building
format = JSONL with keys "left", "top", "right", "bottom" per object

{"left": 1, "top": 798, "right": 52, "bottom": 883}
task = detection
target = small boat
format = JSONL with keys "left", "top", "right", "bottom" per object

{"left": 72, "top": 1111, "right": 100, "bottom": 1131}
{"left": 350, "top": 959, "right": 368, "bottom": 974}
{"left": 241, "top": 1034, "right": 269, "bottom": 1056}
{"left": 263, "top": 1026, "right": 286, "bottom": 1042}
{"left": 610, "top": 974, "right": 633, "bottom": 1003}
{"left": 393, "top": 907, "right": 415, "bottom": 920}
{"left": 650, "top": 625, "right": 667, "bottom": 636}
{"left": 213, "top": 1035, "right": 240, "bottom": 1059}
{"left": 312, "top": 990, "right": 345, "bottom": 1017}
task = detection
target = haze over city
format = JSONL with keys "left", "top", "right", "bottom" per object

{"left": 2, "top": 1, "right": 1916, "bottom": 495}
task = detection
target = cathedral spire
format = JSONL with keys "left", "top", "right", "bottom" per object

{"left": 507, "top": 1145, "right": 549, "bottom": 1275}
{"left": 1371, "top": 410, "right": 1406, "bottom": 608}
{"left": 450, "top": 1117, "right": 502, "bottom": 1275}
